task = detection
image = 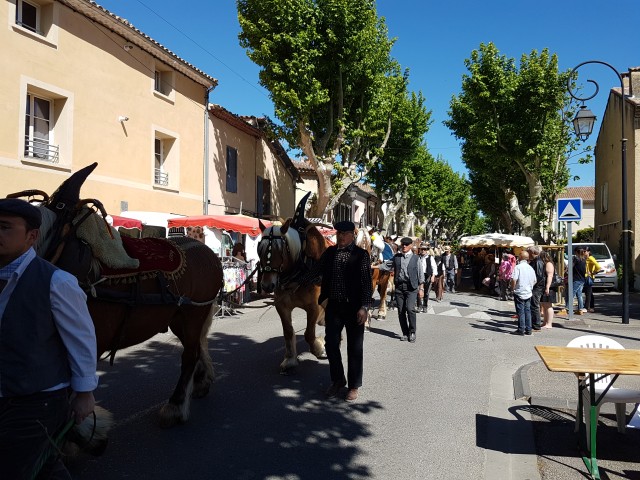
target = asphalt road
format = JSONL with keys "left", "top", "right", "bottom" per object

{"left": 66, "top": 287, "right": 638, "bottom": 480}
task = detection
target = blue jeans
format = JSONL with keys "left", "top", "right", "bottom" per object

{"left": 514, "top": 294, "right": 532, "bottom": 333}
{"left": 565, "top": 280, "right": 585, "bottom": 311}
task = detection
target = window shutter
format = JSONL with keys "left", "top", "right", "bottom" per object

{"left": 226, "top": 146, "right": 237, "bottom": 193}
{"left": 256, "top": 176, "right": 263, "bottom": 216}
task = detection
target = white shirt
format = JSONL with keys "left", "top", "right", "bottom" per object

{"left": 511, "top": 260, "right": 537, "bottom": 300}
{"left": 0, "top": 248, "right": 98, "bottom": 396}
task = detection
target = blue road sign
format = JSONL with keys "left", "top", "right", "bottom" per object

{"left": 557, "top": 198, "right": 583, "bottom": 222}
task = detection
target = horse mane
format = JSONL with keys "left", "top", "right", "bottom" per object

{"left": 35, "top": 207, "right": 57, "bottom": 255}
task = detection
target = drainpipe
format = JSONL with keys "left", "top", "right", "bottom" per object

{"left": 203, "top": 86, "right": 214, "bottom": 214}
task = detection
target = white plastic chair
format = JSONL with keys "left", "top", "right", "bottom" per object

{"left": 567, "top": 334, "right": 640, "bottom": 435}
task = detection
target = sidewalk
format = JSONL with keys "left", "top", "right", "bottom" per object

{"left": 511, "top": 290, "right": 640, "bottom": 480}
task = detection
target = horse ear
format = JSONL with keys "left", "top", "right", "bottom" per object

{"left": 46, "top": 162, "right": 98, "bottom": 213}
{"left": 280, "top": 218, "right": 292, "bottom": 234}
{"left": 259, "top": 221, "right": 267, "bottom": 233}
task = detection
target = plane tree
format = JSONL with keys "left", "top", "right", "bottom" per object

{"left": 238, "top": 0, "right": 409, "bottom": 218}
{"left": 445, "top": 42, "right": 576, "bottom": 243}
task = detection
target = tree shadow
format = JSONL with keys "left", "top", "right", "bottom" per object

{"left": 69, "top": 331, "right": 382, "bottom": 480}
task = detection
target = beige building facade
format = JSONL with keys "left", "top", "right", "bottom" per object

{"left": 1, "top": 0, "right": 215, "bottom": 216}
{"left": 208, "top": 106, "right": 299, "bottom": 219}
{"left": 593, "top": 67, "right": 640, "bottom": 289}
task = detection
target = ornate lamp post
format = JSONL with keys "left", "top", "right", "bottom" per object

{"left": 567, "top": 60, "right": 629, "bottom": 324}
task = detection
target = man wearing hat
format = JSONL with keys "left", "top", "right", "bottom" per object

{"left": 312, "top": 220, "right": 372, "bottom": 402}
{"left": 0, "top": 198, "right": 98, "bottom": 479}
{"left": 442, "top": 246, "right": 458, "bottom": 293}
{"left": 392, "top": 237, "right": 423, "bottom": 343}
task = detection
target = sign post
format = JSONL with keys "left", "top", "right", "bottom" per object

{"left": 557, "top": 198, "right": 583, "bottom": 320}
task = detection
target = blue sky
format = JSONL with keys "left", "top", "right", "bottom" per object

{"left": 97, "top": 0, "right": 635, "bottom": 187}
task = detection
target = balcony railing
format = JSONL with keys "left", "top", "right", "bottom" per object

{"left": 24, "top": 137, "right": 59, "bottom": 163}
{"left": 154, "top": 168, "right": 169, "bottom": 186}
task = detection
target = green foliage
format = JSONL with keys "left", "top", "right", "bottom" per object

{"left": 445, "top": 42, "right": 577, "bottom": 239}
{"left": 573, "top": 227, "right": 594, "bottom": 243}
{"left": 238, "top": 0, "right": 398, "bottom": 161}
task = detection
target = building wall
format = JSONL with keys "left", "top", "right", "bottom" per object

{"left": 594, "top": 90, "right": 639, "bottom": 287}
{"left": 208, "top": 115, "right": 295, "bottom": 218}
{"left": 0, "top": 0, "right": 210, "bottom": 215}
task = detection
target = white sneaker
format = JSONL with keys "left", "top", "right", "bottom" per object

{"left": 580, "top": 309, "right": 587, "bottom": 313}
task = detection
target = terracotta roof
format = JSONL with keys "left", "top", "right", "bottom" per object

{"left": 558, "top": 186, "right": 595, "bottom": 201}
{"left": 292, "top": 160, "right": 316, "bottom": 173}
{"left": 60, "top": 0, "right": 217, "bottom": 87}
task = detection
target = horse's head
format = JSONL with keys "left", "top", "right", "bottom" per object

{"left": 31, "top": 163, "right": 107, "bottom": 283}
{"left": 257, "top": 219, "right": 301, "bottom": 293}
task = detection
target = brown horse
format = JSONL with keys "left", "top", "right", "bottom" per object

{"left": 257, "top": 213, "right": 329, "bottom": 373}
{"left": 14, "top": 163, "right": 223, "bottom": 428}
{"left": 358, "top": 229, "right": 393, "bottom": 320}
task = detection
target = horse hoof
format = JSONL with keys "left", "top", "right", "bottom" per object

{"left": 158, "top": 403, "right": 186, "bottom": 428}
{"left": 192, "top": 384, "right": 211, "bottom": 398}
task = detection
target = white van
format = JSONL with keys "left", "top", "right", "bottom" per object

{"left": 564, "top": 242, "right": 618, "bottom": 290}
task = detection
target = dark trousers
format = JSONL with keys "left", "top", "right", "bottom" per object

{"left": 325, "top": 301, "right": 364, "bottom": 389}
{"left": 395, "top": 283, "right": 418, "bottom": 336}
{"left": 584, "top": 283, "right": 595, "bottom": 309}
{"left": 530, "top": 286, "right": 543, "bottom": 329}
{"left": 0, "top": 389, "right": 71, "bottom": 480}
{"left": 514, "top": 294, "right": 532, "bottom": 333}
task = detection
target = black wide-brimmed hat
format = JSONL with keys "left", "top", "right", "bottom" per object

{"left": 0, "top": 198, "right": 41, "bottom": 228}
{"left": 334, "top": 220, "right": 355, "bottom": 232}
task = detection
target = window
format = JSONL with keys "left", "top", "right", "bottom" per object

{"left": 152, "top": 128, "right": 179, "bottom": 190}
{"left": 12, "top": 0, "right": 57, "bottom": 46}
{"left": 153, "top": 65, "right": 175, "bottom": 101}
{"left": 16, "top": 0, "right": 39, "bottom": 33}
{"left": 20, "top": 79, "right": 72, "bottom": 167}
{"left": 601, "top": 182, "right": 609, "bottom": 213}
{"left": 256, "top": 176, "right": 271, "bottom": 216}
{"left": 24, "top": 93, "right": 58, "bottom": 163}
{"left": 226, "top": 146, "right": 237, "bottom": 193}
{"left": 154, "top": 138, "right": 168, "bottom": 186}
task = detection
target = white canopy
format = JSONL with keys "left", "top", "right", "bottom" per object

{"left": 459, "top": 233, "right": 535, "bottom": 248}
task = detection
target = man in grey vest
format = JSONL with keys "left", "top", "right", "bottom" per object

{"left": 442, "top": 246, "right": 459, "bottom": 293}
{"left": 392, "top": 237, "right": 423, "bottom": 343}
{"left": 0, "top": 199, "right": 98, "bottom": 479}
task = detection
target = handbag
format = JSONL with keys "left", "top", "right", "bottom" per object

{"left": 550, "top": 272, "right": 564, "bottom": 289}
{"left": 585, "top": 276, "right": 594, "bottom": 287}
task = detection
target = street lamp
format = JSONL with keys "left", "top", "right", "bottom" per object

{"left": 567, "top": 60, "right": 630, "bottom": 324}
{"left": 572, "top": 105, "right": 596, "bottom": 141}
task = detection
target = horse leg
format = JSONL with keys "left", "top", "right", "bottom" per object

{"left": 378, "top": 283, "right": 387, "bottom": 319}
{"left": 303, "top": 305, "right": 326, "bottom": 359}
{"left": 192, "top": 307, "right": 215, "bottom": 398}
{"left": 159, "top": 309, "right": 204, "bottom": 427}
{"left": 276, "top": 303, "right": 299, "bottom": 373}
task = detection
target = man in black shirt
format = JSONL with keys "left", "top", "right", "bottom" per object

{"left": 314, "top": 221, "right": 372, "bottom": 402}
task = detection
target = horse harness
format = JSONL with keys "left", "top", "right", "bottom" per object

{"left": 259, "top": 228, "right": 305, "bottom": 288}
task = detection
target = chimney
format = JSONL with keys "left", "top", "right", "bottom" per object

{"left": 629, "top": 67, "right": 640, "bottom": 98}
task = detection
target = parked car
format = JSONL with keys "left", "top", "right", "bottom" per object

{"left": 564, "top": 242, "right": 618, "bottom": 290}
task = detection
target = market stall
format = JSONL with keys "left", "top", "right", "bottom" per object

{"left": 459, "top": 233, "right": 535, "bottom": 248}
{"left": 168, "top": 215, "right": 273, "bottom": 311}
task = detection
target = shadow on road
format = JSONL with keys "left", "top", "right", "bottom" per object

{"left": 69, "top": 330, "right": 382, "bottom": 480}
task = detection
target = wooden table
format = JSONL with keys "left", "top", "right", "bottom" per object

{"left": 535, "top": 345, "right": 640, "bottom": 479}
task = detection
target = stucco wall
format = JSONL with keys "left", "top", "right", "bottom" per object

{"left": 0, "top": 1, "right": 209, "bottom": 215}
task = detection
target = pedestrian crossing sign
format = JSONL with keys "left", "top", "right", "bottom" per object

{"left": 557, "top": 198, "right": 582, "bottom": 222}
